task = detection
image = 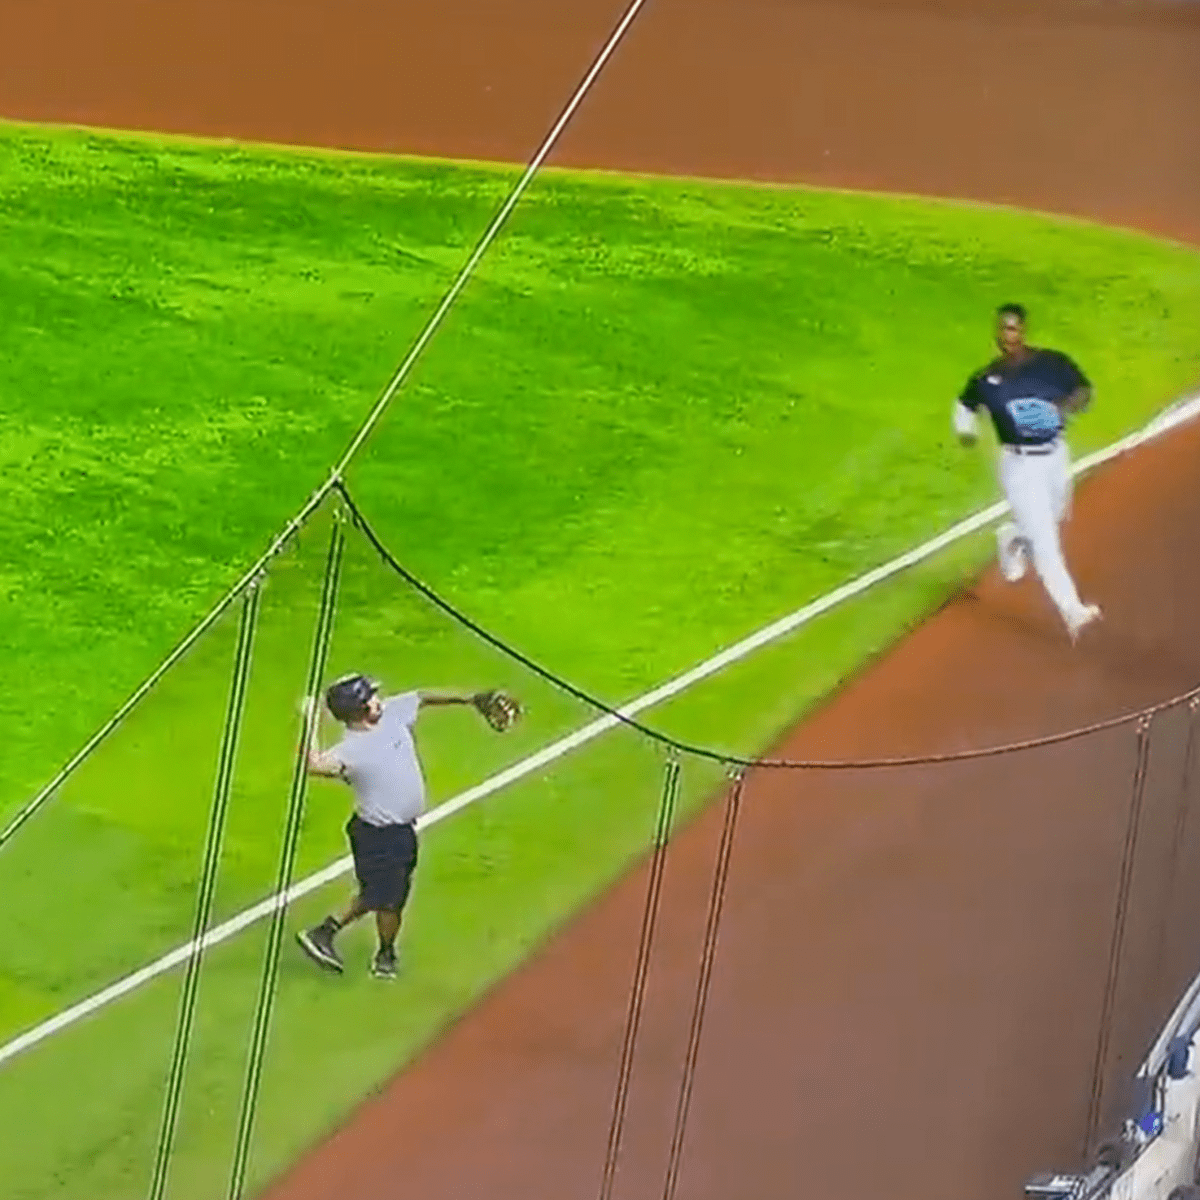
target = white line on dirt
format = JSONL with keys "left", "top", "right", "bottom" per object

{"left": 1, "top": 389, "right": 1197, "bottom": 1070}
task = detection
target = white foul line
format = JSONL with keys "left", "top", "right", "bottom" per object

{"left": 1, "top": 389, "right": 1197, "bottom": 1071}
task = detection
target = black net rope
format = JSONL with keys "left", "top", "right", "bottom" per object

{"left": 336, "top": 482, "right": 1200, "bottom": 772}
{"left": 149, "top": 579, "right": 263, "bottom": 1200}
{"left": 1083, "top": 715, "right": 1155, "bottom": 1163}
{"left": 660, "top": 768, "right": 746, "bottom": 1200}
{"left": 1148, "top": 699, "right": 1200, "bottom": 1011}
{"left": 598, "top": 755, "right": 683, "bottom": 1200}
{"left": 227, "top": 516, "right": 346, "bottom": 1200}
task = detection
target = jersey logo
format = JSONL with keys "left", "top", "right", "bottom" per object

{"left": 1006, "top": 397, "right": 1061, "bottom": 439}
{"left": 986, "top": 374, "right": 1002, "bottom": 385}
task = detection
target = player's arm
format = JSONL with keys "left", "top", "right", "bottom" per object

{"left": 416, "top": 689, "right": 483, "bottom": 709}
{"left": 1061, "top": 389, "right": 1090, "bottom": 415}
{"left": 953, "top": 400, "right": 979, "bottom": 446}
{"left": 298, "top": 696, "right": 347, "bottom": 779}
{"left": 413, "top": 689, "right": 522, "bottom": 732}
{"left": 1054, "top": 352, "right": 1092, "bottom": 414}
{"left": 952, "top": 373, "right": 983, "bottom": 446}
{"left": 307, "top": 749, "right": 347, "bottom": 779}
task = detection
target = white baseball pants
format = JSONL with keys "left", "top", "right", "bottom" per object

{"left": 998, "top": 440, "right": 1087, "bottom": 623}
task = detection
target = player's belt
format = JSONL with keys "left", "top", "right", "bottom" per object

{"left": 1005, "top": 440, "right": 1058, "bottom": 456}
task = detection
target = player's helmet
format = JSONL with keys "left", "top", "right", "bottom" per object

{"left": 325, "top": 674, "right": 378, "bottom": 723}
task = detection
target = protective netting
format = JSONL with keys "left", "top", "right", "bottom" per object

{"left": 1, "top": 488, "right": 1197, "bottom": 1200}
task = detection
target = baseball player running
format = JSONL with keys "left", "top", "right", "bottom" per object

{"left": 296, "top": 673, "right": 520, "bottom": 980}
{"left": 954, "top": 303, "right": 1101, "bottom": 641}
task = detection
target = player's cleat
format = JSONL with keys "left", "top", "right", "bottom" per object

{"left": 996, "top": 521, "right": 1028, "bottom": 583}
{"left": 370, "top": 947, "right": 398, "bottom": 981}
{"left": 297, "top": 920, "right": 344, "bottom": 974}
{"left": 1066, "top": 603, "right": 1102, "bottom": 643}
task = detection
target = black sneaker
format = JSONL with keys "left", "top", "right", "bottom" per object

{"left": 296, "top": 919, "right": 344, "bottom": 974}
{"left": 371, "top": 947, "right": 398, "bottom": 980}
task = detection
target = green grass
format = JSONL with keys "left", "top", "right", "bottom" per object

{"left": 0, "top": 120, "right": 1197, "bottom": 1198}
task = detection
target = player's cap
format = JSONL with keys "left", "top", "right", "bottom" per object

{"left": 325, "top": 673, "right": 378, "bottom": 723}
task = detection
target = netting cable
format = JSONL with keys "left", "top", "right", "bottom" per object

{"left": 337, "top": 482, "right": 1200, "bottom": 771}
{"left": 1147, "top": 698, "right": 1200, "bottom": 1025}
{"left": 226, "top": 515, "right": 346, "bottom": 1200}
{"left": 661, "top": 768, "right": 747, "bottom": 1200}
{"left": 599, "top": 753, "right": 683, "bottom": 1200}
{"left": 1083, "top": 714, "right": 1155, "bottom": 1161}
{"left": 147, "top": 577, "right": 264, "bottom": 1200}
{"left": 0, "top": 0, "right": 650, "bottom": 855}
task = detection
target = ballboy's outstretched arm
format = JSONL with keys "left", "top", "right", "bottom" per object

{"left": 416, "top": 689, "right": 522, "bottom": 732}
{"left": 417, "top": 689, "right": 482, "bottom": 708}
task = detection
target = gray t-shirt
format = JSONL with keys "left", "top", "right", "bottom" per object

{"left": 330, "top": 692, "right": 426, "bottom": 827}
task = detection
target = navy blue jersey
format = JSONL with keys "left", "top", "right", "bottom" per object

{"left": 959, "top": 348, "right": 1089, "bottom": 446}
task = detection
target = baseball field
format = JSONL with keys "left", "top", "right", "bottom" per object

{"left": 1, "top": 0, "right": 1199, "bottom": 1197}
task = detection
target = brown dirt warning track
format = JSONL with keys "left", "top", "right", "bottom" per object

{"left": 4, "top": 0, "right": 1200, "bottom": 244}
{"left": 4, "top": 0, "right": 1199, "bottom": 1197}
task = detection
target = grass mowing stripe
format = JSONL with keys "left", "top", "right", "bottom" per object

{"left": 1, "top": 386, "right": 1197, "bottom": 1075}
{"left": 148, "top": 581, "right": 263, "bottom": 1200}
{"left": 0, "top": 0, "right": 650, "bottom": 855}
{"left": 227, "top": 520, "right": 345, "bottom": 1200}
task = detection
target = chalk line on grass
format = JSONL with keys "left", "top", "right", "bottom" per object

{"left": 1, "top": 389, "right": 1197, "bottom": 1071}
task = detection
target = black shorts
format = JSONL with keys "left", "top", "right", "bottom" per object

{"left": 345, "top": 815, "right": 419, "bottom": 913}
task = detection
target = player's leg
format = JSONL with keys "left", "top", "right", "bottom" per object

{"left": 1002, "top": 452, "right": 1093, "bottom": 634}
{"left": 998, "top": 451, "right": 1036, "bottom": 583}
{"left": 996, "top": 519, "right": 1029, "bottom": 582}
{"left": 371, "top": 825, "right": 419, "bottom": 981}
{"left": 371, "top": 911, "right": 401, "bottom": 980}
{"left": 334, "top": 894, "right": 370, "bottom": 928}
{"left": 1050, "top": 441, "right": 1074, "bottom": 525}
{"left": 995, "top": 442, "right": 1072, "bottom": 582}
{"left": 375, "top": 910, "right": 401, "bottom": 947}
{"left": 297, "top": 894, "right": 368, "bottom": 973}
{"left": 297, "top": 815, "right": 373, "bottom": 973}
{"left": 1047, "top": 443, "right": 1099, "bottom": 636}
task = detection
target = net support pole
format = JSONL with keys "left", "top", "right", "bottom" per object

{"left": 226, "top": 510, "right": 346, "bottom": 1200}
{"left": 1084, "top": 714, "right": 1155, "bottom": 1161}
{"left": 661, "top": 767, "right": 747, "bottom": 1200}
{"left": 147, "top": 576, "right": 265, "bottom": 1200}
{"left": 599, "top": 752, "right": 683, "bottom": 1200}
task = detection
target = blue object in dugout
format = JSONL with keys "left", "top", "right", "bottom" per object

{"left": 1135, "top": 1107, "right": 1164, "bottom": 1139}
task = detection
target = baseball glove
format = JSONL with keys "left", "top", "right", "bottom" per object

{"left": 474, "top": 690, "right": 522, "bottom": 732}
